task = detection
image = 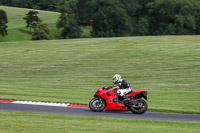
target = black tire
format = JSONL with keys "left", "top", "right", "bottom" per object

{"left": 89, "top": 98, "right": 106, "bottom": 112}
{"left": 129, "top": 99, "right": 148, "bottom": 114}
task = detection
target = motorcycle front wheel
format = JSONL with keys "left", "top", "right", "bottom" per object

{"left": 129, "top": 98, "right": 148, "bottom": 114}
{"left": 89, "top": 98, "right": 106, "bottom": 112}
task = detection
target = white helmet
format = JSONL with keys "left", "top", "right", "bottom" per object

{"left": 112, "top": 74, "right": 122, "bottom": 84}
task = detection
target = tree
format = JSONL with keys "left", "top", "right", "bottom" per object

{"left": 0, "top": 9, "right": 8, "bottom": 37}
{"left": 91, "top": 0, "right": 132, "bottom": 37}
{"left": 57, "top": 0, "right": 68, "bottom": 30}
{"left": 23, "top": 10, "right": 42, "bottom": 33}
{"left": 61, "top": 14, "right": 82, "bottom": 38}
{"left": 119, "top": 0, "right": 140, "bottom": 23}
{"left": 134, "top": 17, "right": 149, "bottom": 35}
{"left": 146, "top": 0, "right": 199, "bottom": 35}
{"left": 13, "top": 0, "right": 35, "bottom": 8}
{"left": 32, "top": 23, "right": 52, "bottom": 40}
{"left": 0, "top": 0, "right": 12, "bottom": 6}
{"left": 57, "top": 0, "right": 81, "bottom": 38}
{"left": 76, "top": 0, "right": 97, "bottom": 25}
{"left": 36, "top": 0, "right": 58, "bottom": 11}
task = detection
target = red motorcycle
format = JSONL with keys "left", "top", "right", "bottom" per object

{"left": 89, "top": 87, "right": 148, "bottom": 114}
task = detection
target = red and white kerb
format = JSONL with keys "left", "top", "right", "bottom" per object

{"left": 0, "top": 100, "right": 89, "bottom": 108}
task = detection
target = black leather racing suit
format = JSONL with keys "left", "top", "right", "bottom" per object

{"left": 113, "top": 80, "right": 132, "bottom": 96}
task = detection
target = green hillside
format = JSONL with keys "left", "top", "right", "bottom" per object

{"left": 0, "top": 36, "right": 200, "bottom": 114}
{"left": 0, "top": 6, "right": 60, "bottom": 41}
{"left": 0, "top": 6, "right": 59, "bottom": 29}
{"left": 0, "top": 6, "right": 91, "bottom": 41}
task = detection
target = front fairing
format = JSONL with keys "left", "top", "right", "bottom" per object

{"left": 94, "top": 88, "right": 104, "bottom": 97}
{"left": 93, "top": 87, "right": 128, "bottom": 111}
{"left": 94, "top": 88, "right": 115, "bottom": 96}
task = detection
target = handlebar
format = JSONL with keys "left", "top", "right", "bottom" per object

{"left": 102, "top": 87, "right": 110, "bottom": 90}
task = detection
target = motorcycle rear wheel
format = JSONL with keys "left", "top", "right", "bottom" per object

{"left": 89, "top": 98, "right": 106, "bottom": 112}
{"left": 129, "top": 98, "right": 148, "bottom": 114}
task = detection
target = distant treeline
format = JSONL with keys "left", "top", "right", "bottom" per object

{"left": 0, "top": 0, "right": 58, "bottom": 11}
{"left": 1, "top": 0, "right": 200, "bottom": 36}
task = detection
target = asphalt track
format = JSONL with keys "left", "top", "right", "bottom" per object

{"left": 0, "top": 103, "right": 200, "bottom": 121}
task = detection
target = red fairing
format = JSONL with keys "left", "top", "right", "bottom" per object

{"left": 93, "top": 88, "right": 147, "bottom": 111}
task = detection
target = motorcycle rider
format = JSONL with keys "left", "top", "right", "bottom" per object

{"left": 107, "top": 74, "right": 133, "bottom": 105}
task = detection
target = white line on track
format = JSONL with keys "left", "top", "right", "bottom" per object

{"left": 12, "top": 101, "right": 70, "bottom": 107}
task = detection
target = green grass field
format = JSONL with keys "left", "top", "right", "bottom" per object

{"left": 0, "top": 6, "right": 91, "bottom": 41}
{"left": 0, "top": 6, "right": 60, "bottom": 41}
{"left": 0, "top": 111, "right": 199, "bottom": 133}
{"left": 0, "top": 35, "right": 200, "bottom": 114}
{"left": 0, "top": 6, "right": 59, "bottom": 29}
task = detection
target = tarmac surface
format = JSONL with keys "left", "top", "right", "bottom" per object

{"left": 0, "top": 102, "right": 200, "bottom": 121}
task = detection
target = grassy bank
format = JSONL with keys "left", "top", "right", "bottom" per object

{"left": 0, "top": 6, "right": 60, "bottom": 41}
{"left": 0, "top": 36, "right": 200, "bottom": 114}
{"left": 0, "top": 6, "right": 91, "bottom": 42}
{"left": 0, "top": 111, "right": 199, "bottom": 133}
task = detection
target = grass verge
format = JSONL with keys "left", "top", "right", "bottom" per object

{"left": 0, "top": 111, "right": 199, "bottom": 133}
